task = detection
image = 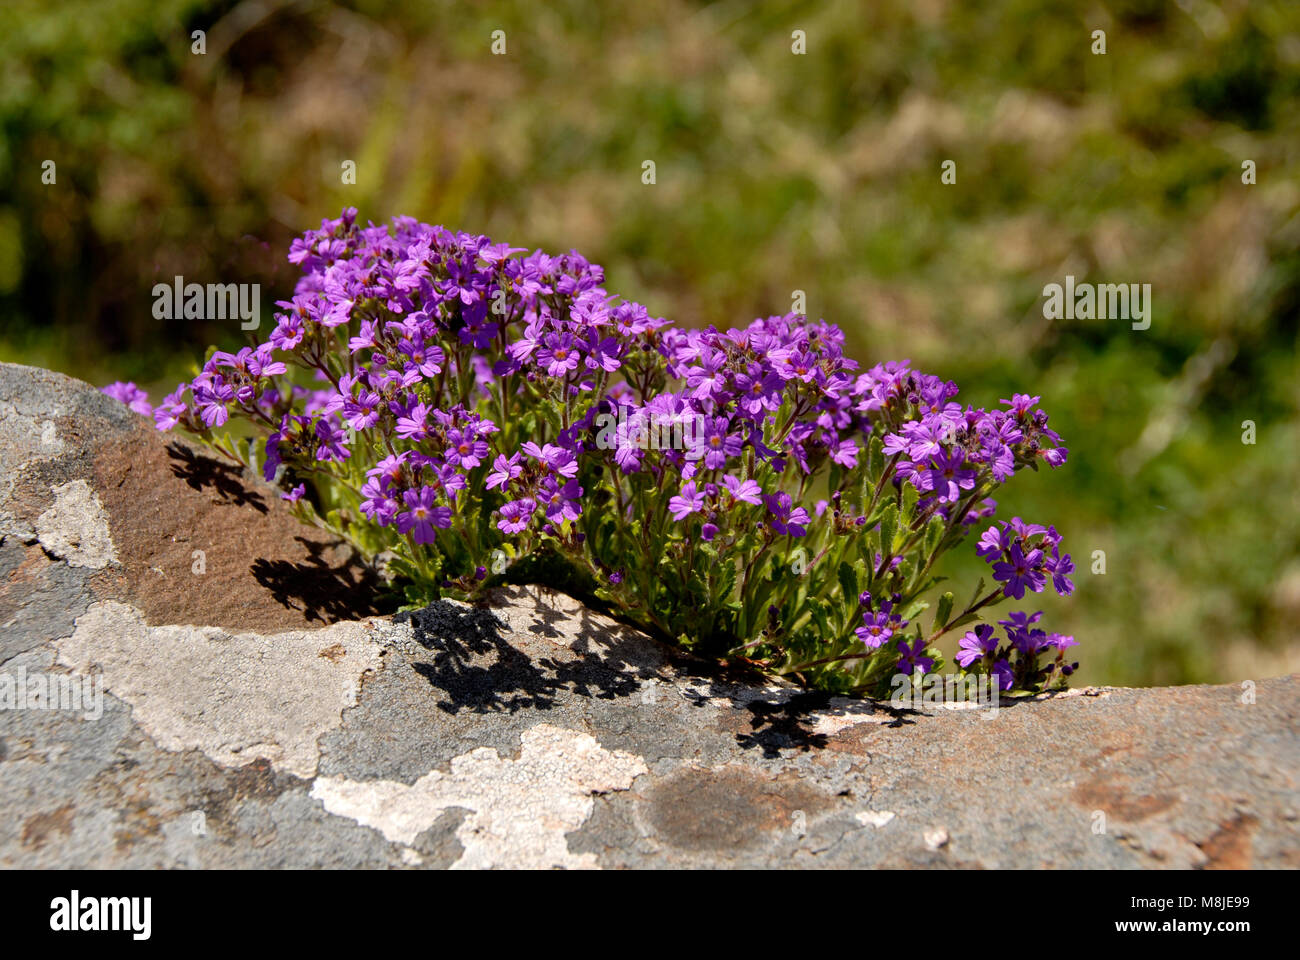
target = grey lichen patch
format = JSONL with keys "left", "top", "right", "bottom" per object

{"left": 311, "top": 723, "right": 648, "bottom": 869}
{"left": 0, "top": 386, "right": 69, "bottom": 492}
{"left": 35, "top": 480, "right": 118, "bottom": 569}
{"left": 53, "top": 601, "right": 386, "bottom": 778}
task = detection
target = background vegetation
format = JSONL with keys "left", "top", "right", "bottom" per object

{"left": 2, "top": 0, "right": 1297, "bottom": 686}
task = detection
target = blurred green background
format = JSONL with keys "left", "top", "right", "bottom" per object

{"left": 2, "top": 0, "right": 1297, "bottom": 686}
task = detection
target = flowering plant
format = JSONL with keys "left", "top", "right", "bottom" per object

{"left": 107, "top": 209, "right": 1078, "bottom": 697}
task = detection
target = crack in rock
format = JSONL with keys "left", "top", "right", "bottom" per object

{"left": 53, "top": 600, "right": 385, "bottom": 777}
{"left": 311, "top": 724, "right": 648, "bottom": 869}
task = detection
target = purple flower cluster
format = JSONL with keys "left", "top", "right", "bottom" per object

{"left": 880, "top": 383, "right": 1067, "bottom": 522}
{"left": 854, "top": 591, "right": 909, "bottom": 650}
{"left": 956, "top": 611, "right": 1079, "bottom": 690}
{"left": 976, "top": 518, "right": 1074, "bottom": 599}
{"left": 99, "top": 209, "right": 1079, "bottom": 696}
{"left": 136, "top": 210, "right": 671, "bottom": 547}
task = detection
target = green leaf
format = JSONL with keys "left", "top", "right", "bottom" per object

{"left": 934, "top": 591, "right": 954, "bottom": 629}
{"left": 837, "top": 561, "right": 859, "bottom": 606}
{"left": 867, "top": 434, "right": 883, "bottom": 480}
{"left": 808, "top": 597, "right": 832, "bottom": 640}
{"left": 714, "top": 560, "right": 738, "bottom": 603}
{"left": 879, "top": 503, "right": 898, "bottom": 556}
{"left": 900, "top": 598, "right": 930, "bottom": 621}
{"left": 923, "top": 514, "right": 945, "bottom": 554}
{"left": 902, "top": 480, "right": 919, "bottom": 523}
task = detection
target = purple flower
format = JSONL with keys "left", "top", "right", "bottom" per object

{"left": 194, "top": 376, "right": 234, "bottom": 427}
{"left": 956, "top": 624, "right": 998, "bottom": 667}
{"left": 314, "top": 418, "right": 350, "bottom": 462}
{"left": 102, "top": 381, "right": 152, "bottom": 416}
{"left": 498, "top": 497, "right": 537, "bottom": 534}
{"left": 1047, "top": 548, "right": 1074, "bottom": 596}
{"left": 856, "top": 610, "right": 898, "bottom": 649}
{"left": 478, "top": 242, "right": 527, "bottom": 266}
{"left": 685, "top": 350, "right": 727, "bottom": 400}
{"left": 424, "top": 461, "right": 468, "bottom": 503}
{"left": 733, "top": 368, "right": 783, "bottom": 417}
{"left": 668, "top": 482, "right": 706, "bottom": 521}
{"left": 896, "top": 637, "right": 934, "bottom": 676}
{"left": 522, "top": 442, "right": 578, "bottom": 478}
{"left": 369, "top": 452, "right": 411, "bottom": 491}
{"left": 359, "top": 477, "right": 400, "bottom": 526}
{"left": 1013, "top": 627, "right": 1050, "bottom": 656}
{"left": 537, "top": 332, "right": 581, "bottom": 377}
{"left": 397, "top": 486, "right": 452, "bottom": 544}
{"left": 398, "top": 331, "right": 446, "bottom": 379}
{"left": 395, "top": 402, "right": 431, "bottom": 441}
{"left": 539, "top": 477, "right": 583, "bottom": 524}
{"left": 722, "top": 475, "right": 763, "bottom": 505}
{"left": 348, "top": 319, "right": 379, "bottom": 354}
{"left": 828, "top": 438, "right": 859, "bottom": 469}
{"left": 763, "top": 492, "right": 810, "bottom": 537}
{"left": 445, "top": 427, "right": 489, "bottom": 470}
{"left": 920, "top": 448, "right": 976, "bottom": 503}
{"left": 1001, "top": 393, "right": 1040, "bottom": 418}
{"left": 998, "top": 610, "right": 1043, "bottom": 632}
{"left": 1047, "top": 632, "right": 1079, "bottom": 652}
{"left": 976, "top": 524, "right": 1010, "bottom": 561}
{"left": 486, "top": 453, "right": 523, "bottom": 491}
{"left": 152, "top": 386, "right": 188, "bottom": 431}
{"left": 991, "top": 544, "right": 1046, "bottom": 599}
{"left": 271, "top": 313, "right": 305, "bottom": 351}
{"left": 695, "top": 417, "right": 742, "bottom": 470}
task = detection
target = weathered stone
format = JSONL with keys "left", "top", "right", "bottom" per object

{"left": 1, "top": 362, "right": 1297, "bottom": 869}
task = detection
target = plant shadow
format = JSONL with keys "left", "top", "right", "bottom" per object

{"left": 398, "top": 586, "right": 670, "bottom": 716}
{"left": 166, "top": 441, "right": 268, "bottom": 513}
{"left": 250, "top": 536, "right": 395, "bottom": 624}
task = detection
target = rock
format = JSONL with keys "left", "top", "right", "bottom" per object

{"left": 1, "top": 361, "right": 1297, "bottom": 868}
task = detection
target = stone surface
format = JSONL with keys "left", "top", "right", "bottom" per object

{"left": 1, "top": 361, "right": 1297, "bottom": 869}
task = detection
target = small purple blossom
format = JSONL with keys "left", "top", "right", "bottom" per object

{"left": 668, "top": 482, "right": 706, "bottom": 521}
{"left": 956, "top": 624, "right": 998, "bottom": 668}
{"left": 498, "top": 498, "right": 537, "bottom": 534}
{"left": 397, "top": 486, "right": 452, "bottom": 544}
{"left": 896, "top": 637, "right": 934, "bottom": 676}
{"left": 102, "top": 381, "right": 152, "bottom": 416}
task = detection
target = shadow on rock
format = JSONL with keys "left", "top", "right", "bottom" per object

{"left": 398, "top": 597, "right": 649, "bottom": 715}
{"left": 683, "top": 682, "right": 922, "bottom": 759}
{"left": 166, "top": 441, "right": 268, "bottom": 514}
{"left": 250, "top": 536, "right": 394, "bottom": 625}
